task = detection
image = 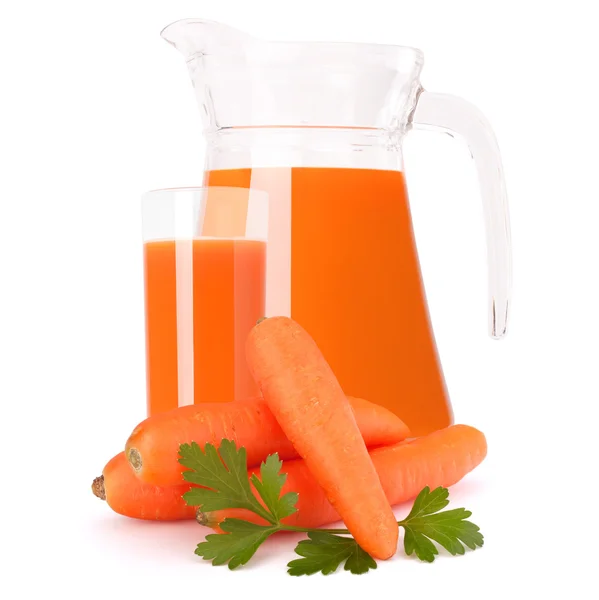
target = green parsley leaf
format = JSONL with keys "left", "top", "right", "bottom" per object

{"left": 399, "top": 486, "right": 484, "bottom": 562}
{"left": 195, "top": 519, "right": 278, "bottom": 570}
{"left": 180, "top": 440, "right": 272, "bottom": 522}
{"left": 287, "top": 532, "right": 377, "bottom": 576}
{"left": 181, "top": 439, "right": 302, "bottom": 569}
{"left": 251, "top": 453, "right": 299, "bottom": 521}
{"left": 404, "top": 485, "right": 450, "bottom": 519}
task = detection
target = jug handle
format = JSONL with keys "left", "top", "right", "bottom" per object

{"left": 411, "top": 90, "right": 512, "bottom": 339}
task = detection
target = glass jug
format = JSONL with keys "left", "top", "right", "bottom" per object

{"left": 161, "top": 19, "right": 512, "bottom": 436}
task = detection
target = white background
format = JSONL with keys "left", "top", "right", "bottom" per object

{"left": 1, "top": 0, "right": 597, "bottom": 598}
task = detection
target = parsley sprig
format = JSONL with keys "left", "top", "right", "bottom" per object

{"left": 180, "top": 440, "right": 483, "bottom": 575}
{"left": 400, "top": 486, "right": 484, "bottom": 562}
{"left": 181, "top": 440, "right": 298, "bottom": 568}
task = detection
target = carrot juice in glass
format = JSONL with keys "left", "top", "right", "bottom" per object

{"left": 141, "top": 187, "right": 268, "bottom": 416}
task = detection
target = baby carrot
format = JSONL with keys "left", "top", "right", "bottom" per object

{"left": 201, "top": 425, "right": 487, "bottom": 530}
{"left": 125, "top": 395, "right": 409, "bottom": 487}
{"left": 92, "top": 452, "right": 195, "bottom": 521}
{"left": 246, "top": 317, "right": 398, "bottom": 560}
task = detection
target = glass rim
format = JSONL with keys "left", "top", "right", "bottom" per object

{"left": 142, "top": 186, "right": 269, "bottom": 241}
{"left": 161, "top": 19, "right": 425, "bottom": 66}
{"left": 142, "top": 186, "right": 268, "bottom": 196}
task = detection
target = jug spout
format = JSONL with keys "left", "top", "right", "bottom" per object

{"left": 161, "top": 19, "right": 423, "bottom": 134}
{"left": 160, "top": 19, "right": 256, "bottom": 60}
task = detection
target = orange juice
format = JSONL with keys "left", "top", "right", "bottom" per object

{"left": 207, "top": 167, "right": 452, "bottom": 436}
{"left": 143, "top": 238, "right": 266, "bottom": 415}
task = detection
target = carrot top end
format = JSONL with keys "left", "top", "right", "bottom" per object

{"left": 91, "top": 475, "right": 106, "bottom": 501}
{"left": 127, "top": 448, "right": 142, "bottom": 472}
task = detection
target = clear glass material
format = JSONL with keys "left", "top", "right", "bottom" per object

{"left": 141, "top": 187, "right": 268, "bottom": 416}
{"left": 160, "top": 19, "right": 512, "bottom": 435}
{"left": 412, "top": 92, "right": 511, "bottom": 338}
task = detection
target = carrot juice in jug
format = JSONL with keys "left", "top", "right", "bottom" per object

{"left": 207, "top": 167, "right": 452, "bottom": 436}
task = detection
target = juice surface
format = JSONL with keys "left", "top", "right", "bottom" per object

{"left": 144, "top": 238, "right": 266, "bottom": 415}
{"left": 207, "top": 167, "right": 452, "bottom": 436}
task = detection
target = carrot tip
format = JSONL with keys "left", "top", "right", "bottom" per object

{"left": 195, "top": 508, "right": 207, "bottom": 525}
{"left": 127, "top": 448, "right": 142, "bottom": 472}
{"left": 195, "top": 508, "right": 219, "bottom": 529}
{"left": 92, "top": 475, "right": 106, "bottom": 501}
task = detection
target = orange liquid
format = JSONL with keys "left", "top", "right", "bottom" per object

{"left": 143, "top": 238, "right": 266, "bottom": 415}
{"left": 207, "top": 167, "right": 452, "bottom": 436}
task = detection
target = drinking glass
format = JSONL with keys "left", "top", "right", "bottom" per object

{"left": 142, "top": 187, "right": 268, "bottom": 416}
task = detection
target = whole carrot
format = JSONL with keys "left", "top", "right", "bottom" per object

{"left": 94, "top": 425, "right": 485, "bottom": 523}
{"left": 92, "top": 452, "right": 195, "bottom": 521}
{"left": 246, "top": 317, "right": 398, "bottom": 560}
{"left": 125, "top": 395, "right": 409, "bottom": 487}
